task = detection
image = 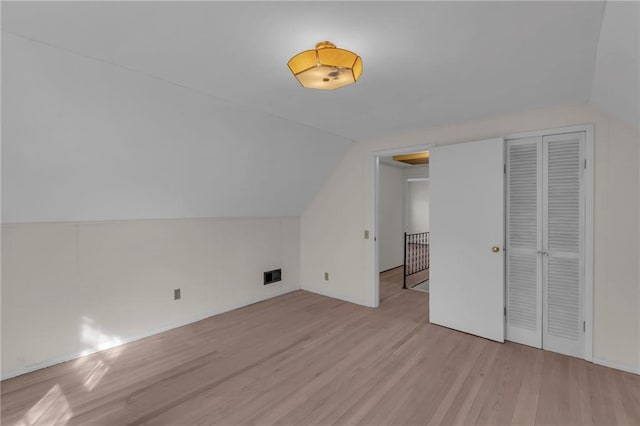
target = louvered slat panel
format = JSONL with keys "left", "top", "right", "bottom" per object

{"left": 547, "top": 139, "right": 581, "bottom": 252}
{"left": 543, "top": 133, "right": 584, "bottom": 358}
{"left": 508, "top": 144, "right": 538, "bottom": 248}
{"left": 547, "top": 257, "right": 580, "bottom": 340}
{"left": 507, "top": 254, "right": 537, "bottom": 330}
{"left": 506, "top": 139, "right": 541, "bottom": 347}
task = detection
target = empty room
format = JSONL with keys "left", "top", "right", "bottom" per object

{"left": 2, "top": 1, "right": 639, "bottom": 425}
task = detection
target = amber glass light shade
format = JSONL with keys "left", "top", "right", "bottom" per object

{"left": 392, "top": 152, "right": 430, "bottom": 165}
{"left": 287, "top": 41, "right": 362, "bottom": 90}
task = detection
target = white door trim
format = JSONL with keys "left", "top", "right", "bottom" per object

{"left": 505, "top": 124, "right": 594, "bottom": 362}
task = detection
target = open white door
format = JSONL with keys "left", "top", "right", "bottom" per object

{"left": 429, "top": 138, "right": 505, "bottom": 342}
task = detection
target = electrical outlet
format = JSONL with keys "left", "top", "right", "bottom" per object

{"left": 324, "top": 272, "right": 329, "bottom": 281}
{"left": 364, "top": 230, "right": 369, "bottom": 239}
{"left": 174, "top": 288, "right": 181, "bottom": 300}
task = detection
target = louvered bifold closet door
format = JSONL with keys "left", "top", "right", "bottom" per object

{"left": 506, "top": 137, "right": 542, "bottom": 348}
{"left": 542, "top": 132, "right": 585, "bottom": 358}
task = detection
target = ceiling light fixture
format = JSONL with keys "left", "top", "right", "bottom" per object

{"left": 287, "top": 41, "right": 362, "bottom": 90}
{"left": 393, "top": 152, "right": 430, "bottom": 165}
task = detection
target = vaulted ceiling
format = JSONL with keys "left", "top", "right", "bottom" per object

{"left": 2, "top": 1, "right": 635, "bottom": 223}
{"left": 2, "top": 1, "right": 607, "bottom": 140}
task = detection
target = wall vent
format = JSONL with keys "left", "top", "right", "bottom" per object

{"left": 264, "top": 269, "right": 282, "bottom": 285}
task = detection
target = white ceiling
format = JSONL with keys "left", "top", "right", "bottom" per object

{"left": 2, "top": 1, "right": 606, "bottom": 141}
{"left": 5, "top": 1, "right": 636, "bottom": 223}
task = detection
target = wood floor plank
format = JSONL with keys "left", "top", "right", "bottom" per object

{"left": 435, "top": 340, "right": 501, "bottom": 426}
{"left": 511, "top": 347, "right": 544, "bottom": 426}
{"left": 2, "top": 267, "right": 639, "bottom": 425}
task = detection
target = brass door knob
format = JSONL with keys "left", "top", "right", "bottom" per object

{"left": 491, "top": 246, "right": 500, "bottom": 253}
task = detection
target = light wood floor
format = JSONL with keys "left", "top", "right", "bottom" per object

{"left": 2, "top": 267, "right": 639, "bottom": 425}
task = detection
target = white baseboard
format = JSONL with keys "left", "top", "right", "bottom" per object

{"left": 593, "top": 357, "right": 640, "bottom": 375}
{"left": 1, "top": 288, "right": 298, "bottom": 381}
{"left": 379, "top": 265, "right": 403, "bottom": 274}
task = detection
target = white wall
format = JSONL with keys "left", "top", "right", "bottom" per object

{"left": 377, "top": 164, "right": 404, "bottom": 272}
{"left": 1, "top": 29, "right": 314, "bottom": 380}
{"left": 300, "top": 104, "right": 640, "bottom": 373}
{"left": 1, "top": 216, "right": 300, "bottom": 379}
{"left": 403, "top": 165, "right": 429, "bottom": 180}
{"left": 408, "top": 181, "right": 429, "bottom": 234}
{"left": 589, "top": 1, "right": 639, "bottom": 128}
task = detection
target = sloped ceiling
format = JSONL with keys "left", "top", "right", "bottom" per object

{"left": 590, "top": 1, "right": 639, "bottom": 129}
{"left": 1, "top": 1, "right": 611, "bottom": 222}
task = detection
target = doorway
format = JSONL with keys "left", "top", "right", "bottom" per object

{"left": 404, "top": 178, "right": 430, "bottom": 292}
{"left": 370, "top": 126, "right": 593, "bottom": 361}
{"left": 373, "top": 146, "right": 430, "bottom": 306}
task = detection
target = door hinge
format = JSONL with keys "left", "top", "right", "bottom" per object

{"left": 583, "top": 321, "right": 586, "bottom": 332}
{"left": 584, "top": 159, "right": 587, "bottom": 169}
{"left": 504, "top": 164, "right": 506, "bottom": 174}
{"left": 504, "top": 306, "right": 507, "bottom": 316}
